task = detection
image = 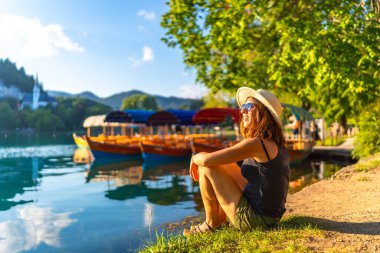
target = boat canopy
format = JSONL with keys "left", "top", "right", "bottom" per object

{"left": 105, "top": 111, "right": 133, "bottom": 123}
{"left": 147, "top": 111, "right": 179, "bottom": 125}
{"left": 147, "top": 110, "right": 196, "bottom": 126}
{"left": 123, "top": 109, "right": 156, "bottom": 124}
{"left": 282, "top": 103, "right": 314, "bottom": 121}
{"left": 192, "top": 108, "right": 241, "bottom": 124}
{"left": 83, "top": 115, "right": 106, "bottom": 128}
{"left": 167, "top": 110, "right": 196, "bottom": 125}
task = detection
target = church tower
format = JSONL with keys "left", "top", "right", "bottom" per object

{"left": 32, "top": 74, "right": 40, "bottom": 110}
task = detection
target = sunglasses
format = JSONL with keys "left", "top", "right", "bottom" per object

{"left": 240, "top": 103, "right": 257, "bottom": 112}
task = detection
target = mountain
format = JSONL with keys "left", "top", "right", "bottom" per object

{"left": 76, "top": 91, "right": 102, "bottom": 103}
{"left": 47, "top": 89, "right": 201, "bottom": 110}
{"left": 103, "top": 90, "right": 146, "bottom": 109}
{"left": 47, "top": 90, "right": 72, "bottom": 98}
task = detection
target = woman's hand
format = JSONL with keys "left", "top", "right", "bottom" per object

{"left": 189, "top": 158, "right": 199, "bottom": 181}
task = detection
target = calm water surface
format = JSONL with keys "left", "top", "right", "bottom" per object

{"left": 0, "top": 133, "right": 352, "bottom": 252}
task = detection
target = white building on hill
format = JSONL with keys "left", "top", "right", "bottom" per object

{"left": 21, "top": 75, "right": 57, "bottom": 110}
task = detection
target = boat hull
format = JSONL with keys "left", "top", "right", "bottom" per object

{"left": 140, "top": 142, "right": 192, "bottom": 162}
{"left": 86, "top": 136, "right": 141, "bottom": 160}
{"left": 191, "top": 139, "right": 225, "bottom": 153}
{"left": 285, "top": 139, "right": 314, "bottom": 164}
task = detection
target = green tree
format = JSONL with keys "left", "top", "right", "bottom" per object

{"left": 203, "top": 90, "right": 234, "bottom": 108}
{"left": 0, "top": 58, "right": 34, "bottom": 93}
{"left": 353, "top": 101, "right": 380, "bottom": 158}
{"left": 55, "top": 97, "right": 111, "bottom": 130}
{"left": 121, "top": 94, "right": 158, "bottom": 110}
{"left": 0, "top": 102, "right": 18, "bottom": 130}
{"left": 26, "top": 109, "right": 64, "bottom": 132}
{"left": 161, "top": 0, "right": 380, "bottom": 126}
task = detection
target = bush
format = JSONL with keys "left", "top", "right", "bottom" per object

{"left": 353, "top": 102, "right": 380, "bottom": 158}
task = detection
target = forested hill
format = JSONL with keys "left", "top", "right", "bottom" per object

{"left": 48, "top": 89, "right": 201, "bottom": 110}
{"left": 0, "top": 58, "right": 35, "bottom": 93}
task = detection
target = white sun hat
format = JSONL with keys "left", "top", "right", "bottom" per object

{"left": 236, "top": 87, "right": 283, "bottom": 129}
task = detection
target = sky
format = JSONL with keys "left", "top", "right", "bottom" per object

{"left": 0, "top": 0, "right": 208, "bottom": 98}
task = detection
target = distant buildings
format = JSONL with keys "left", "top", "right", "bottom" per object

{"left": 0, "top": 80, "right": 23, "bottom": 99}
{"left": 20, "top": 75, "right": 57, "bottom": 110}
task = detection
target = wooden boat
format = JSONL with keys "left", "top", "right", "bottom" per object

{"left": 140, "top": 137, "right": 192, "bottom": 161}
{"left": 191, "top": 138, "right": 239, "bottom": 153}
{"left": 73, "top": 133, "right": 89, "bottom": 149}
{"left": 285, "top": 138, "right": 314, "bottom": 163}
{"left": 85, "top": 136, "right": 141, "bottom": 160}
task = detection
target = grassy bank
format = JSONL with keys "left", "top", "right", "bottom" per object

{"left": 140, "top": 153, "right": 380, "bottom": 252}
{"left": 140, "top": 216, "right": 323, "bottom": 253}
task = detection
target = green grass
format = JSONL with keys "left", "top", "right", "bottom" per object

{"left": 139, "top": 216, "right": 323, "bottom": 253}
{"left": 354, "top": 153, "right": 380, "bottom": 172}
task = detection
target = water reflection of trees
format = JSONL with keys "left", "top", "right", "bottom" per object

{"left": 0, "top": 158, "right": 40, "bottom": 211}
{"left": 86, "top": 159, "right": 196, "bottom": 205}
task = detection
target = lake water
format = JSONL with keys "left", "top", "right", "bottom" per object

{"left": 0, "top": 133, "right": 353, "bottom": 252}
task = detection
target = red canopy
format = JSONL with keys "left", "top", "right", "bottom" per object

{"left": 192, "top": 108, "right": 241, "bottom": 124}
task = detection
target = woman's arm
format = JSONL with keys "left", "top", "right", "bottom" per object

{"left": 192, "top": 138, "right": 263, "bottom": 167}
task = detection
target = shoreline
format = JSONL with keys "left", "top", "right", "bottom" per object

{"left": 160, "top": 152, "right": 380, "bottom": 252}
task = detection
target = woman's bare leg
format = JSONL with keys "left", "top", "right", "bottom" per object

{"left": 198, "top": 163, "right": 247, "bottom": 227}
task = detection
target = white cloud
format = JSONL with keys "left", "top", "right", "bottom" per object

{"left": 137, "top": 10, "right": 156, "bottom": 21}
{"left": 179, "top": 85, "right": 209, "bottom": 99}
{"left": 0, "top": 14, "right": 84, "bottom": 59}
{"left": 142, "top": 46, "right": 154, "bottom": 62}
{"left": 0, "top": 205, "right": 76, "bottom": 252}
{"left": 129, "top": 46, "right": 154, "bottom": 67}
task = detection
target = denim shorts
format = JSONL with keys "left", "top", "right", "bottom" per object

{"left": 233, "top": 195, "right": 280, "bottom": 232}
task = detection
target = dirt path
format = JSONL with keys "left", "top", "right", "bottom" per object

{"left": 286, "top": 159, "right": 380, "bottom": 252}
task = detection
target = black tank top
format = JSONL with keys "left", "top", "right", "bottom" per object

{"left": 240, "top": 141, "right": 290, "bottom": 218}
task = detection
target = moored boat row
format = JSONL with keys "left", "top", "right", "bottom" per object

{"left": 74, "top": 105, "right": 316, "bottom": 164}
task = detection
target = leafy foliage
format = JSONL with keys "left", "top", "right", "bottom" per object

{"left": 161, "top": 0, "right": 380, "bottom": 124}
{"left": 121, "top": 94, "right": 158, "bottom": 110}
{"left": 353, "top": 101, "right": 380, "bottom": 158}
{"left": 202, "top": 90, "right": 235, "bottom": 108}
{"left": 55, "top": 97, "right": 112, "bottom": 130}
{"left": 0, "top": 102, "right": 18, "bottom": 130}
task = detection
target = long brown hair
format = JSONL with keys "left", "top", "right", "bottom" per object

{"left": 239, "top": 98, "right": 285, "bottom": 146}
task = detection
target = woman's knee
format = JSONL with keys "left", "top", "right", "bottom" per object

{"left": 198, "top": 165, "right": 212, "bottom": 176}
{"left": 199, "top": 165, "right": 226, "bottom": 178}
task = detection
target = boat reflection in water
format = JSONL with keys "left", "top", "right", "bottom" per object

{"left": 73, "top": 148, "right": 93, "bottom": 164}
{"left": 85, "top": 158, "right": 195, "bottom": 206}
